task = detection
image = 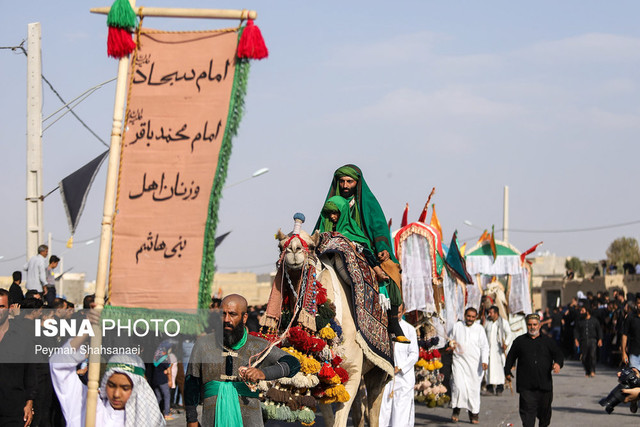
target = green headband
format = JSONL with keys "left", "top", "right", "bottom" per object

{"left": 106, "top": 363, "right": 146, "bottom": 377}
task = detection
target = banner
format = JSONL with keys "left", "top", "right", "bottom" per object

{"left": 109, "top": 28, "right": 247, "bottom": 311}
{"left": 60, "top": 150, "right": 109, "bottom": 235}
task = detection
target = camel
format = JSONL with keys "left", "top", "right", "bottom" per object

{"left": 274, "top": 226, "right": 392, "bottom": 427}
{"left": 483, "top": 278, "right": 509, "bottom": 320}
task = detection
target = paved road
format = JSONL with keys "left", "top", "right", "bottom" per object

{"left": 167, "top": 360, "right": 639, "bottom": 426}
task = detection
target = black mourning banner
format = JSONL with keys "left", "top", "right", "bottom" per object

{"left": 214, "top": 230, "right": 231, "bottom": 249}
{"left": 60, "top": 150, "right": 109, "bottom": 235}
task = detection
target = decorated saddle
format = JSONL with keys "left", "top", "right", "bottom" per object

{"left": 316, "top": 232, "right": 394, "bottom": 371}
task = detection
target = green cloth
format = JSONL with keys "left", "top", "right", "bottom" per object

{"left": 203, "top": 380, "right": 260, "bottom": 427}
{"left": 231, "top": 327, "right": 248, "bottom": 350}
{"left": 320, "top": 196, "right": 372, "bottom": 250}
{"left": 315, "top": 164, "right": 398, "bottom": 263}
{"left": 105, "top": 363, "right": 145, "bottom": 377}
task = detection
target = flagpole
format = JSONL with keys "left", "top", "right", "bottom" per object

{"left": 85, "top": 2, "right": 136, "bottom": 424}
{"left": 503, "top": 185, "right": 509, "bottom": 243}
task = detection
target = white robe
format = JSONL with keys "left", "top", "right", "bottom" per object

{"left": 484, "top": 317, "right": 513, "bottom": 386}
{"left": 451, "top": 321, "right": 489, "bottom": 414}
{"left": 50, "top": 346, "right": 126, "bottom": 427}
{"left": 379, "top": 319, "right": 420, "bottom": 427}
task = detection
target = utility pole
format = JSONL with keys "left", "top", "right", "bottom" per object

{"left": 503, "top": 185, "right": 509, "bottom": 243}
{"left": 26, "top": 22, "right": 44, "bottom": 259}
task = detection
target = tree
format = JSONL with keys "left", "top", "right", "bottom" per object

{"left": 606, "top": 237, "right": 640, "bottom": 267}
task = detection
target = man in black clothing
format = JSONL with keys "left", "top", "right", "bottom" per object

{"left": 574, "top": 306, "right": 602, "bottom": 377}
{"left": 8, "top": 271, "right": 24, "bottom": 306}
{"left": 0, "top": 289, "right": 37, "bottom": 426}
{"left": 505, "top": 313, "right": 564, "bottom": 427}
{"left": 621, "top": 303, "right": 640, "bottom": 370}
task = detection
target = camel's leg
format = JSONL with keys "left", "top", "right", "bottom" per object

{"left": 364, "top": 366, "right": 389, "bottom": 427}
{"left": 350, "top": 380, "right": 367, "bottom": 427}
{"left": 318, "top": 403, "right": 335, "bottom": 427}
{"left": 332, "top": 346, "right": 363, "bottom": 427}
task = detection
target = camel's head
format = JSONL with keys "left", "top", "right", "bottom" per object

{"left": 276, "top": 213, "right": 320, "bottom": 271}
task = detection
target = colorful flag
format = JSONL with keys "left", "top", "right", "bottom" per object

{"left": 477, "top": 229, "right": 490, "bottom": 244}
{"left": 430, "top": 204, "right": 443, "bottom": 240}
{"left": 520, "top": 241, "right": 543, "bottom": 265}
{"left": 490, "top": 225, "right": 497, "bottom": 262}
{"left": 445, "top": 231, "right": 473, "bottom": 284}
{"left": 401, "top": 203, "right": 409, "bottom": 228}
{"left": 418, "top": 187, "right": 435, "bottom": 223}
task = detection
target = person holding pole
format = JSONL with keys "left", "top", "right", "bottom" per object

{"left": 49, "top": 311, "right": 165, "bottom": 427}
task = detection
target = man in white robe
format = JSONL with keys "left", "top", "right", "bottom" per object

{"left": 379, "top": 305, "right": 419, "bottom": 426}
{"left": 484, "top": 305, "right": 513, "bottom": 396}
{"left": 451, "top": 307, "right": 489, "bottom": 424}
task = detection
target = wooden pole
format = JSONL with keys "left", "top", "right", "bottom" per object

{"left": 85, "top": 2, "right": 136, "bottom": 424}
{"left": 90, "top": 6, "right": 257, "bottom": 20}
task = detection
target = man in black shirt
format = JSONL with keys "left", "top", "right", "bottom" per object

{"left": 0, "top": 288, "right": 36, "bottom": 426}
{"left": 8, "top": 271, "right": 24, "bottom": 306}
{"left": 505, "top": 313, "right": 564, "bottom": 427}
{"left": 621, "top": 302, "right": 640, "bottom": 369}
{"left": 574, "top": 307, "right": 602, "bottom": 377}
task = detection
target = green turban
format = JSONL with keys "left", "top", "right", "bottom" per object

{"left": 320, "top": 196, "right": 371, "bottom": 249}
{"left": 334, "top": 165, "right": 361, "bottom": 181}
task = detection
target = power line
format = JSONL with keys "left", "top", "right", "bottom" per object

{"left": 2, "top": 40, "right": 111, "bottom": 148}
{"left": 0, "top": 254, "right": 27, "bottom": 263}
{"left": 506, "top": 219, "right": 640, "bottom": 233}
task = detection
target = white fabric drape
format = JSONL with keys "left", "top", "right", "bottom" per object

{"left": 465, "top": 280, "right": 482, "bottom": 311}
{"left": 466, "top": 255, "right": 522, "bottom": 275}
{"left": 400, "top": 234, "right": 436, "bottom": 314}
{"left": 509, "top": 270, "right": 532, "bottom": 315}
{"left": 442, "top": 273, "right": 459, "bottom": 337}
{"left": 457, "top": 282, "right": 466, "bottom": 321}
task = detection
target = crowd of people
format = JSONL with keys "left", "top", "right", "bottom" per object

{"left": 536, "top": 289, "right": 638, "bottom": 373}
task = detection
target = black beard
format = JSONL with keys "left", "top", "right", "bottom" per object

{"left": 223, "top": 321, "right": 246, "bottom": 348}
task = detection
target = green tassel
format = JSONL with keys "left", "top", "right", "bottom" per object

{"left": 264, "top": 402, "right": 278, "bottom": 419}
{"left": 282, "top": 406, "right": 296, "bottom": 422}
{"left": 297, "top": 407, "right": 315, "bottom": 423}
{"left": 107, "top": 0, "right": 137, "bottom": 29}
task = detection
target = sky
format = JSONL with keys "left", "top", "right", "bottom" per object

{"left": 2, "top": 1, "right": 640, "bottom": 282}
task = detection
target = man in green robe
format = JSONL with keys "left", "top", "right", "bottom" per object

{"left": 315, "top": 164, "right": 409, "bottom": 343}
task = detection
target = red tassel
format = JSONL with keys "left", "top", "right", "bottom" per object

{"left": 331, "top": 355, "right": 343, "bottom": 367}
{"left": 316, "top": 285, "right": 327, "bottom": 306}
{"left": 318, "top": 363, "right": 336, "bottom": 381}
{"left": 334, "top": 367, "right": 349, "bottom": 384}
{"left": 107, "top": 26, "right": 136, "bottom": 58}
{"left": 237, "top": 19, "right": 268, "bottom": 60}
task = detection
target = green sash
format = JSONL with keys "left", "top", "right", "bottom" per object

{"left": 203, "top": 328, "right": 255, "bottom": 426}
{"left": 203, "top": 380, "right": 259, "bottom": 427}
